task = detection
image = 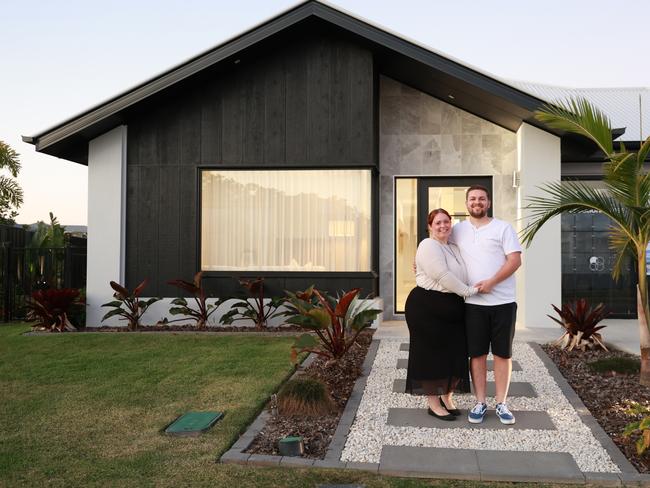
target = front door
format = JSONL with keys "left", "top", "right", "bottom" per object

{"left": 394, "top": 176, "right": 492, "bottom": 313}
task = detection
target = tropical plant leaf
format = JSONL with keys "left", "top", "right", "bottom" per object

{"left": 285, "top": 315, "right": 320, "bottom": 329}
{"left": 101, "top": 308, "right": 124, "bottom": 322}
{"left": 334, "top": 288, "right": 360, "bottom": 317}
{"left": 133, "top": 279, "right": 149, "bottom": 298}
{"left": 307, "top": 308, "right": 331, "bottom": 329}
{"left": 351, "top": 308, "right": 382, "bottom": 330}
{"left": 101, "top": 300, "right": 123, "bottom": 308}
{"left": 169, "top": 307, "right": 189, "bottom": 315}
{"left": 109, "top": 281, "right": 129, "bottom": 299}
{"left": 193, "top": 271, "right": 203, "bottom": 288}
{"left": 171, "top": 297, "right": 188, "bottom": 306}
{"left": 167, "top": 279, "right": 198, "bottom": 294}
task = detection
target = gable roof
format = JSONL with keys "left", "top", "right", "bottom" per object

{"left": 23, "top": 0, "right": 556, "bottom": 164}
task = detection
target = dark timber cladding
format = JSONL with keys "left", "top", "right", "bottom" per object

{"left": 126, "top": 34, "right": 376, "bottom": 297}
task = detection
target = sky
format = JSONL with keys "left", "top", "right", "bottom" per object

{"left": 2, "top": 0, "right": 649, "bottom": 226}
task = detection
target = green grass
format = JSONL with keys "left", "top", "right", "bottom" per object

{"left": 0, "top": 323, "right": 573, "bottom": 487}
{"left": 588, "top": 357, "right": 641, "bottom": 375}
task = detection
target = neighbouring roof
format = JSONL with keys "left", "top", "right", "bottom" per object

{"left": 22, "top": 0, "right": 553, "bottom": 165}
{"left": 510, "top": 81, "right": 650, "bottom": 142}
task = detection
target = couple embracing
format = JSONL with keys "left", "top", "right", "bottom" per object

{"left": 405, "top": 185, "right": 522, "bottom": 424}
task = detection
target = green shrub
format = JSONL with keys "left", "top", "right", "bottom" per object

{"left": 219, "top": 277, "right": 285, "bottom": 330}
{"left": 277, "top": 377, "right": 335, "bottom": 417}
{"left": 283, "top": 286, "right": 381, "bottom": 364}
{"left": 101, "top": 279, "right": 160, "bottom": 330}
{"left": 623, "top": 402, "right": 650, "bottom": 455}
{"left": 588, "top": 357, "right": 640, "bottom": 375}
{"left": 167, "top": 271, "right": 223, "bottom": 329}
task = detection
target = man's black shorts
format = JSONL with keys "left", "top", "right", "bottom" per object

{"left": 465, "top": 302, "right": 517, "bottom": 359}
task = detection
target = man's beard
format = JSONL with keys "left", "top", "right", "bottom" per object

{"left": 469, "top": 206, "right": 487, "bottom": 218}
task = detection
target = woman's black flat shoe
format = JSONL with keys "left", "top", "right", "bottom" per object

{"left": 439, "top": 397, "right": 461, "bottom": 416}
{"left": 427, "top": 407, "right": 456, "bottom": 421}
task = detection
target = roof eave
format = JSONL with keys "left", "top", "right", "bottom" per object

{"left": 25, "top": 0, "right": 557, "bottom": 163}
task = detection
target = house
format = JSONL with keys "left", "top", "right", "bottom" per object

{"left": 23, "top": 0, "right": 649, "bottom": 326}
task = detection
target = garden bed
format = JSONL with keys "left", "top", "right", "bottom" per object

{"left": 542, "top": 344, "right": 650, "bottom": 472}
{"left": 28, "top": 324, "right": 305, "bottom": 333}
{"left": 246, "top": 329, "right": 374, "bottom": 458}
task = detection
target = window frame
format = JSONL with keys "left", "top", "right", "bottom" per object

{"left": 196, "top": 165, "right": 378, "bottom": 278}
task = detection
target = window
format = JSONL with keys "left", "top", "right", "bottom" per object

{"left": 201, "top": 169, "right": 372, "bottom": 272}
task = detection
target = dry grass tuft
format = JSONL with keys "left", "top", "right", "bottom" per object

{"left": 277, "top": 376, "right": 335, "bottom": 417}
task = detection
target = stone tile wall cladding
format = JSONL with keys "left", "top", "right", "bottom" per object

{"left": 379, "top": 76, "right": 518, "bottom": 319}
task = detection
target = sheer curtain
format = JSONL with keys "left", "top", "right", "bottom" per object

{"left": 201, "top": 169, "right": 371, "bottom": 271}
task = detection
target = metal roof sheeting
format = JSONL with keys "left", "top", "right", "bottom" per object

{"left": 508, "top": 81, "right": 650, "bottom": 141}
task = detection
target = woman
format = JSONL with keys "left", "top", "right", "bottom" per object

{"left": 405, "top": 208, "right": 477, "bottom": 421}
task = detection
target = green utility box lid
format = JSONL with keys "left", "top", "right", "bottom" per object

{"left": 165, "top": 411, "right": 223, "bottom": 437}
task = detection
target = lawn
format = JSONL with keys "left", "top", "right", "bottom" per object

{"left": 0, "top": 323, "right": 565, "bottom": 487}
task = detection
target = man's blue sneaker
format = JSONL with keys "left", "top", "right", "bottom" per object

{"left": 496, "top": 402, "right": 515, "bottom": 425}
{"left": 468, "top": 402, "right": 487, "bottom": 423}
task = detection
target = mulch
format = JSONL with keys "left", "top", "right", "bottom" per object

{"left": 542, "top": 344, "right": 650, "bottom": 473}
{"left": 246, "top": 329, "right": 373, "bottom": 459}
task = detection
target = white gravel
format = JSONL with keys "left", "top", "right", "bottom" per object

{"left": 340, "top": 339, "right": 621, "bottom": 473}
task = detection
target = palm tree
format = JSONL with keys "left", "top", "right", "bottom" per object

{"left": 521, "top": 98, "right": 650, "bottom": 385}
{"left": 0, "top": 141, "right": 24, "bottom": 223}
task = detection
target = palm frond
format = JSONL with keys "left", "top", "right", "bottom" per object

{"left": 0, "top": 141, "right": 20, "bottom": 177}
{"left": 603, "top": 153, "right": 642, "bottom": 207}
{"left": 0, "top": 175, "right": 24, "bottom": 207}
{"left": 638, "top": 136, "right": 650, "bottom": 170}
{"left": 534, "top": 98, "right": 614, "bottom": 156}
{"left": 521, "top": 181, "right": 633, "bottom": 246}
{"left": 608, "top": 226, "right": 636, "bottom": 281}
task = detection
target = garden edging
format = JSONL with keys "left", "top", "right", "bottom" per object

{"left": 532, "top": 342, "right": 650, "bottom": 486}
{"left": 219, "top": 338, "right": 381, "bottom": 469}
{"left": 220, "top": 339, "right": 650, "bottom": 485}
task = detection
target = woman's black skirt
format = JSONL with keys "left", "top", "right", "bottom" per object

{"left": 404, "top": 286, "right": 470, "bottom": 395}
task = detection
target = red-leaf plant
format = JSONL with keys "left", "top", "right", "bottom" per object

{"left": 548, "top": 298, "right": 609, "bottom": 351}
{"left": 166, "top": 271, "right": 222, "bottom": 329}
{"left": 219, "top": 277, "right": 285, "bottom": 330}
{"left": 101, "top": 279, "right": 160, "bottom": 330}
{"left": 283, "top": 286, "right": 382, "bottom": 364}
{"left": 26, "top": 288, "right": 84, "bottom": 332}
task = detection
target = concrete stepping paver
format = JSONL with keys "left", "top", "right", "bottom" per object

{"left": 476, "top": 449, "right": 584, "bottom": 482}
{"left": 392, "top": 379, "right": 537, "bottom": 397}
{"left": 379, "top": 446, "right": 480, "bottom": 480}
{"left": 387, "top": 408, "right": 556, "bottom": 430}
{"left": 395, "top": 357, "right": 522, "bottom": 371}
{"left": 379, "top": 446, "right": 584, "bottom": 482}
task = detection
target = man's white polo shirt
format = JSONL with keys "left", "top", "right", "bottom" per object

{"left": 450, "top": 218, "right": 522, "bottom": 306}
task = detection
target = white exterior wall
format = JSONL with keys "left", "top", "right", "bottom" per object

{"left": 516, "top": 122, "right": 561, "bottom": 328}
{"left": 86, "top": 126, "right": 127, "bottom": 327}
{"left": 131, "top": 297, "right": 383, "bottom": 329}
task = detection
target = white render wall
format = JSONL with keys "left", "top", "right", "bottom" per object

{"left": 516, "top": 122, "right": 562, "bottom": 327}
{"left": 86, "top": 126, "right": 127, "bottom": 327}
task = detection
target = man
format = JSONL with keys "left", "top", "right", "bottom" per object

{"left": 451, "top": 185, "right": 522, "bottom": 424}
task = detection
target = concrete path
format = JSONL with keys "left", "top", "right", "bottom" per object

{"left": 223, "top": 317, "right": 649, "bottom": 483}
{"left": 337, "top": 319, "right": 645, "bottom": 483}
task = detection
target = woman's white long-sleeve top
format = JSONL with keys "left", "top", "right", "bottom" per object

{"left": 415, "top": 238, "right": 477, "bottom": 298}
